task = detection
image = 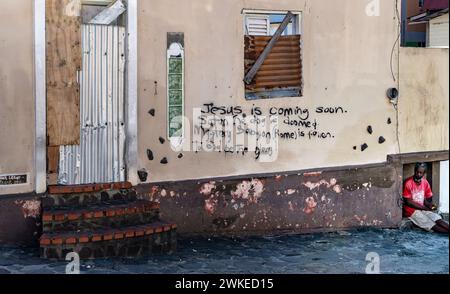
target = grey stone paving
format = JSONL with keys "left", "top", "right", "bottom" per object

{"left": 0, "top": 228, "right": 448, "bottom": 274}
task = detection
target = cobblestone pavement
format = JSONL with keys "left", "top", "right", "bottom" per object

{"left": 0, "top": 228, "right": 448, "bottom": 274}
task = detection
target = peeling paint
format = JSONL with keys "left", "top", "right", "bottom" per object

{"left": 231, "top": 179, "right": 264, "bottom": 203}
{"left": 288, "top": 201, "right": 295, "bottom": 211}
{"left": 333, "top": 185, "right": 342, "bottom": 194}
{"left": 303, "top": 179, "right": 334, "bottom": 190}
{"left": 150, "top": 186, "right": 160, "bottom": 197}
{"left": 287, "top": 189, "right": 296, "bottom": 195}
{"left": 303, "top": 171, "right": 323, "bottom": 177}
{"left": 204, "top": 198, "right": 218, "bottom": 215}
{"left": 303, "top": 197, "right": 317, "bottom": 215}
{"left": 303, "top": 178, "right": 343, "bottom": 194}
{"left": 199, "top": 181, "right": 216, "bottom": 196}
{"left": 14, "top": 200, "right": 41, "bottom": 219}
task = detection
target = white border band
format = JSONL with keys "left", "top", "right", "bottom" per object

{"left": 126, "top": 0, "right": 139, "bottom": 185}
{"left": 34, "top": 0, "right": 47, "bottom": 194}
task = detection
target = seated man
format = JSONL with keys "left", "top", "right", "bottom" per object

{"left": 403, "top": 162, "right": 449, "bottom": 234}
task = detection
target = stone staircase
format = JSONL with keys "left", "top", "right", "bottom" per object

{"left": 40, "top": 183, "right": 176, "bottom": 260}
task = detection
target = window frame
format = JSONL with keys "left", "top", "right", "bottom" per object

{"left": 242, "top": 9, "right": 302, "bottom": 36}
{"left": 242, "top": 9, "right": 303, "bottom": 100}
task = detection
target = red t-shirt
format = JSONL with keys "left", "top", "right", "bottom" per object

{"left": 402, "top": 177, "right": 433, "bottom": 217}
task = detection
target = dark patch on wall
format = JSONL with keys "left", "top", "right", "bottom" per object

{"left": 379, "top": 136, "right": 386, "bottom": 144}
{"left": 337, "top": 165, "right": 396, "bottom": 191}
{"left": 147, "top": 149, "right": 154, "bottom": 161}
{"left": 0, "top": 194, "right": 41, "bottom": 246}
{"left": 178, "top": 153, "right": 184, "bottom": 159}
{"left": 387, "top": 118, "right": 392, "bottom": 125}
{"left": 160, "top": 158, "right": 168, "bottom": 165}
{"left": 353, "top": 146, "right": 357, "bottom": 150}
{"left": 148, "top": 109, "right": 155, "bottom": 117}
{"left": 361, "top": 143, "right": 368, "bottom": 152}
{"left": 159, "top": 137, "right": 166, "bottom": 144}
{"left": 367, "top": 126, "right": 373, "bottom": 135}
{"left": 138, "top": 169, "right": 148, "bottom": 182}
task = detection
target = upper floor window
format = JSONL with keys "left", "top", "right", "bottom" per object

{"left": 243, "top": 10, "right": 302, "bottom": 100}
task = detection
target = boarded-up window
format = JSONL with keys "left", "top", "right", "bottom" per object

{"left": 244, "top": 13, "right": 302, "bottom": 100}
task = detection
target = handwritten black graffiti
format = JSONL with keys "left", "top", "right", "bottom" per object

{"left": 194, "top": 103, "right": 348, "bottom": 160}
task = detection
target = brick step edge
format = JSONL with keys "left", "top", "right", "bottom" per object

{"left": 40, "top": 222, "right": 177, "bottom": 247}
{"left": 41, "top": 229, "right": 177, "bottom": 260}
{"left": 48, "top": 182, "right": 132, "bottom": 195}
{"left": 43, "top": 200, "right": 160, "bottom": 223}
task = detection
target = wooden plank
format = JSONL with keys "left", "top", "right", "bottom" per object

{"left": 47, "top": 146, "right": 60, "bottom": 174}
{"left": 89, "top": 0, "right": 126, "bottom": 25}
{"left": 431, "top": 162, "right": 441, "bottom": 207}
{"left": 46, "top": 86, "right": 81, "bottom": 146}
{"left": 46, "top": 0, "right": 81, "bottom": 147}
{"left": 387, "top": 151, "right": 450, "bottom": 164}
{"left": 244, "top": 12, "right": 294, "bottom": 85}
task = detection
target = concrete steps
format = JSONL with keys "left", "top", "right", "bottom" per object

{"left": 40, "top": 183, "right": 177, "bottom": 260}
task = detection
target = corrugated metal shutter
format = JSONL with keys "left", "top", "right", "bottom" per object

{"left": 244, "top": 35, "right": 302, "bottom": 98}
{"left": 429, "top": 15, "right": 449, "bottom": 47}
{"left": 245, "top": 15, "right": 270, "bottom": 36}
{"left": 58, "top": 24, "right": 126, "bottom": 185}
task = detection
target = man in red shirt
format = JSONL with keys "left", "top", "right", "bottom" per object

{"left": 403, "top": 163, "right": 449, "bottom": 234}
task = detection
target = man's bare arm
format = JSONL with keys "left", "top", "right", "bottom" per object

{"left": 404, "top": 198, "right": 431, "bottom": 211}
{"left": 424, "top": 198, "right": 435, "bottom": 210}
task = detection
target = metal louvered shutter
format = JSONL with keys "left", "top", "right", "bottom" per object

{"left": 429, "top": 14, "right": 449, "bottom": 47}
{"left": 245, "top": 15, "right": 270, "bottom": 36}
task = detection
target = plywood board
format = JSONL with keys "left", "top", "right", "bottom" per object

{"left": 47, "top": 146, "right": 60, "bottom": 174}
{"left": 46, "top": 0, "right": 81, "bottom": 146}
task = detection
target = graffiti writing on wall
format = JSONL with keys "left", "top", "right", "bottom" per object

{"left": 165, "top": 103, "right": 348, "bottom": 162}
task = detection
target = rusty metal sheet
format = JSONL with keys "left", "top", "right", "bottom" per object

{"left": 245, "top": 35, "right": 302, "bottom": 98}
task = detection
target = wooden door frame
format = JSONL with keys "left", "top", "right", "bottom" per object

{"left": 33, "top": 0, "right": 139, "bottom": 193}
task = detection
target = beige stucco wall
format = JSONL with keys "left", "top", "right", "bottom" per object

{"left": 0, "top": 0, "right": 35, "bottom": 195}
{"left": 137, "top": 0, "right": 400, "bottom": 183}
{"left": 399, "top": 47, "right": 449, "bottom": 153}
